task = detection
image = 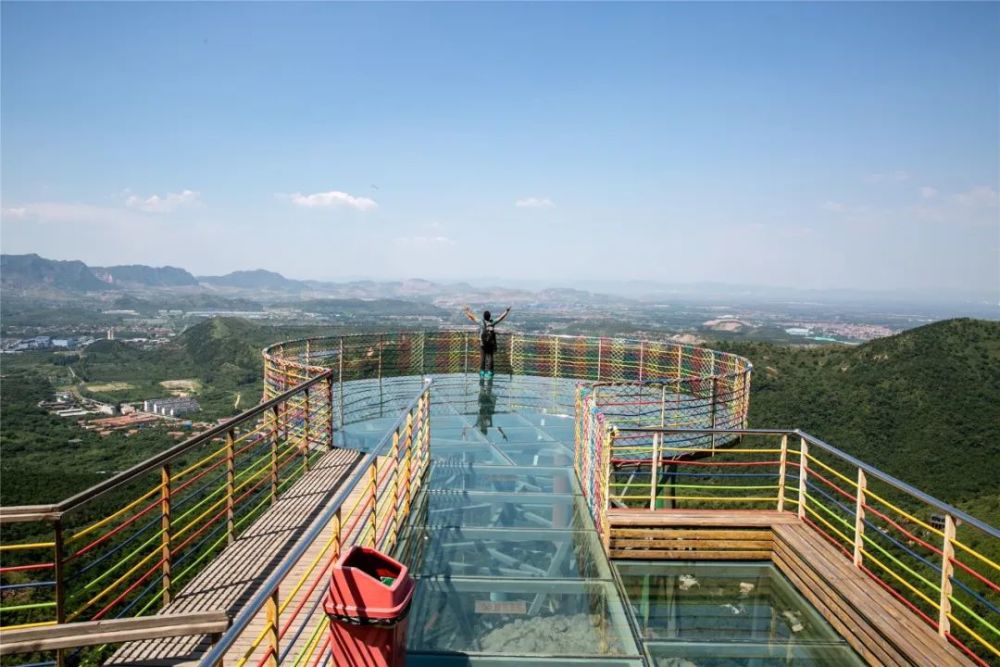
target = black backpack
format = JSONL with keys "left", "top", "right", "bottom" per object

{"left": 481, "top": 321, "right": 497, "bottom": 350}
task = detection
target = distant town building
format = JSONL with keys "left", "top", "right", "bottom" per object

{"left": 785, "top": 327, "right": 811, "bottom": 336}
{"left": 144, "top": 397, "right": 201, "bottom": 417}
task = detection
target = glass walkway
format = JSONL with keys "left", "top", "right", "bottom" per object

{"left": 337, "top": 375, "right": 863, "bottom": 666}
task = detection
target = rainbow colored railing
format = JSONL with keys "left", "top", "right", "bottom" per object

{"left": 574, "top": 387, "right": 1000, "bottom": 666}
{"left": 200, "top": 382, "right": 430, "bottom": 667}
{"left": 0, "top": 371, "right": 334, "bottom": 635}
{"left": 263, "top": 331, "right": 752, "bottom": 421}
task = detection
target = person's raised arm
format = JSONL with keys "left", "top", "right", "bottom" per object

{"left": 463, "top": 306, "right": 479, "bottom": 323}
{"left": 494, "top": 306, "right": 512, "bottom": 325}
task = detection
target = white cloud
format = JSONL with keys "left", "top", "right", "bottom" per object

{"left": 954, "top": 185, "right": 999, "bottom": 209}
{"left": 125, "top": 189, "right": 200, "bottom": 213}
{"left": 3, "top": 207, "right": 28, "bottom": 219}
{"left": 821, "top": 201, "right": 849, "bottom": 213}
{"left": 865, "top": 170, "right": 910, "bottom": 184}
{"left": 515, "top": 196, "right": 555, "bottom": 209}
{"left": 290, "top": 190, "right": 378, "bottom": 212}
{"left": 919, "top": 186, "right": 938, "bottom": 200}
{"left": 1, "top": 201, "right": 134, "bottom": 225}
{"left": 393, "top": 235, "right": 456, "bottom": 247}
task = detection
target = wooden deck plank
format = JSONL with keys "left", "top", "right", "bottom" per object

{"left": 608, "top": 508, "right": 798, "bottom": 527}
{"left": 105, "top": 448, "right": 362, "bottom": 666}
{"left": 611, "top": 549, "right": 772, "bottom": 560}
{"left": 612, "top": 528, "right": 773, "bottom": 540}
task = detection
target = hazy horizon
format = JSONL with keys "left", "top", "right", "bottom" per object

{"left": 2, "top": 3, "right": 998, "bottom": 295}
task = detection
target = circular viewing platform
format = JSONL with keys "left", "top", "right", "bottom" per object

{"left": 262, "top": 331, "right": 753, "bottom": 450}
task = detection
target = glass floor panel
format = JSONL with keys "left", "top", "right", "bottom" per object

{"left": 408, "top": 579, "right": 639, "bottom": 659}
{"left": 424, "top": 492, "right": 588, "bottom": 530}
{"left": 616, "top": 561, "right": 865, "bottom": 666}
{"left": 427, "top": 465, "right": 577, "bottom": 494}
{"left": 646, "top": 641, "right": 863, "bottom": 666}
{"left": 411, "top": 527, "right": 612, "bottom": 580}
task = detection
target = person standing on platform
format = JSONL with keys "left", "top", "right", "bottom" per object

{"left": 463, "top": 306, "right": 511, "bottom": 380}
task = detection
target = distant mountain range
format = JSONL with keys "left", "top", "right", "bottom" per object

{"left": 2, "top": 253, "right": 996, "bottom": 316}
{"left": 93, "top": 264, "right": 200, "bottom": 288}
{"left": 198, "top": 269, "right": 304, "bottom": 291}
{"left": 1, "top": 254, "right": 112, "bottom": 292}
{"left": 0, "top": 253, "right": 621, "bottom": 307}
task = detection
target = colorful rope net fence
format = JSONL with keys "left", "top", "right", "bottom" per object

{"left": 573, "top": 402, "right": 1000, "bottom": 666}
{"left": 261, "top": 331, "right": 752, "bottom": 424}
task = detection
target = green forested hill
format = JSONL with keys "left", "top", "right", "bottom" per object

{"left": 720, "top": 318, "right": 1000, "bottom": 505}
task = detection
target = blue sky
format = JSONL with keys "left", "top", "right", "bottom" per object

{"left": 2, "top": 2, "right": 997, "bottom": 294}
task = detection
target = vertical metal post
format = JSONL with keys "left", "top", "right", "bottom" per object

{"left": 338, "top": 338, "right": 345, "bottom": 431}
{"left": 659, "top": 384, "right": 667, "bottom": 428}
{"left": 638, "top": 341, "right": 645, "bottom": 382}
{"left": 709, "top": 378, "right": 719, "bottom": 452}
{"left": 326, "top": 374, "right": 335, "bottom": 449}
{"left": 333, "top": 506, "right": 343, "bottom": 560}
{"left": 378, "top": 334, "right": 384, "bottom": 414}
{"left": 649, "top": 433, "right": 660, "bottom": 510}
{"left": 463, "top": 333, "right": 469, "bottom": 375}
{"left": 938, "top": 514, "right": 956, "bottom": 638}
{"left": 53, "top": 519, "right": 65, "bottom": 667}
{"left": 419, "top": 331, "right": 426, "bottom": 376}
{"left": 602, "top": 427, "right": 614, "bottom": 551}
{"left": 160, "top": 464, "right": 172, "bottom": 606}
{"left": 390, "top": 433, "right": 400, "bottom": 550}
{"left": 270, "top": 405, "right": 279, "bottom": 503}
{"left": 302, "top": 387, "right": 311, "bottom": 472}
{"left": 596, "top": 338, "right": 603, "bottom": 380}
{"left": 509, "top": 333, "right": 515, "bottom": 379}
{"left": 265, "top": 588, "right": 279, "bottom": 667}
{"left": 226, "top": 428, "right": 236, "bottom": 544}
{"left": 676, "top": 345, "right": 682, "bottom": 380}
{"left": 853, "top": 468, "right": 867, "bottom": 568}
{"left": 369, "top": 462, "right": 378, "bottom": 548}
{"left": 777, "top": 435, "right": 788, "bottom": 512}
{"left": 797, "top": 439, "right": 808, "bottom": 520}
{"left": 554, "top": 337, "right": 560, "bottom": 378}
{"left": 53, "top": 519, "right": 66, "bottom": 623}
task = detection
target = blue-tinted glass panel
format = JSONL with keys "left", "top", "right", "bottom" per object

{"left": 408, "top": 655, "right": 643, "bottom": 667}
{"left": 488, "top": 443, "right": 574, "bottom": 466}
{"left": 408, "top": 579, "right": 640, "bottom": 658}
{"left": 429, "top": 444, "right": 512, "bottom": 466}
{"left": 424, "top": 492, "right": 586, "bottom": 530}
{"left": 414, "top": 527, "right": 611, "bottom": 580}
{"left": 427, "top": 465, "right": 578, "bottom": 495}
{"left": 646, "top": 641, "right": 865, "bottom": 666}
{"left": 616, "top": 561, "right": 842, "bottom": 644}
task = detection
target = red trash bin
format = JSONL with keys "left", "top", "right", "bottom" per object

{"left": 324, "top": 546, "right": 414, "bottom": 667}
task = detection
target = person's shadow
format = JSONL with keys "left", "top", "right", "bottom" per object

{"left": 475, "top": 376, "right": 496, "bottom": 437}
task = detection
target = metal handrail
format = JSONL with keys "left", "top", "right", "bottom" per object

{"left": 613, "top": 426, "right": 1000, "bottom": 542}
{"left": 197, "top": 379, "right": 432, "bottom": 667}
{"left": 0, "top": 370, "right": 334, "bottom": 520}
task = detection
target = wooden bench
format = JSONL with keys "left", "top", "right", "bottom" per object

{"left": 605, "top": 509, "right": 973, "bottom": 666}
{"left": 0, "top": 610, "right": 230, "bottom": 657}
{"left": 771, "top": 522, "right": 968, "bottom": 667}
{"left": 608, "top": 509, "right": 795, "bottom": 560}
